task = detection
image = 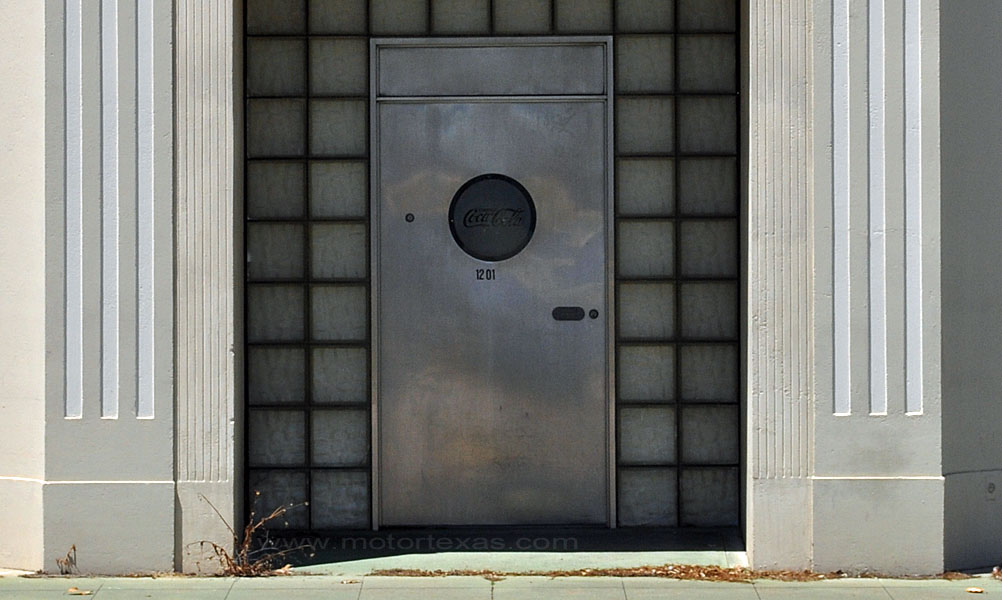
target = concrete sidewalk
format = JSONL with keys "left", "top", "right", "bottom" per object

{"left": 1, "top": 574, "right": 999, "bottom": 599}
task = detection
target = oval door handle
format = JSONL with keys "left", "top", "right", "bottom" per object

{"left": 552, "top": 306, "right": 585, "bottom": 321}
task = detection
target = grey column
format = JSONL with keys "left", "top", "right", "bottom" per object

{"left": 174, "top": 0, "right": 243, "bottom": 573}
{"left": 0, "top": 0, "right": 175, "bottom": 574}
{"left": 745, "top": 0, "right": 814, "bottom": 571}
{"left": 747, "top": 0, "right": 944, "bottom": 574}
{"left": 811, "top": 0, "right": 943, "bottom": 574}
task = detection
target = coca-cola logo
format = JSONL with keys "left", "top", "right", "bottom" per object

{"left": 462, "top": 208, "right": 526, "bottom": 228}
{"left": 449, "top": 173, "right": 536, "bottom": 262}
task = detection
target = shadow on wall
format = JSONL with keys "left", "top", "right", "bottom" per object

{"left": 940, "top": 0, "right": 1002, "bottom": 572}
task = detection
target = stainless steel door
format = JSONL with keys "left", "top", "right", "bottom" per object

{"left": 373, "top": 39, "right": 612, "bottom": 526}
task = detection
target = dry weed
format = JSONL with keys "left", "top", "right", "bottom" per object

{"left": 191, "top": 491, "right": 312, "bottom": 576}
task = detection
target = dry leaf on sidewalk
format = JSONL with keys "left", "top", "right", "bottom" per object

{"left": 966, "top": 587, "right": 985, "bottom": 594}
{"left": 66, "top": 587, "right": 93, "bottom": 596}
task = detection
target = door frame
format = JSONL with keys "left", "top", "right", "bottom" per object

{"left": 368, "top": 36, "right": 617, "bottom": 528}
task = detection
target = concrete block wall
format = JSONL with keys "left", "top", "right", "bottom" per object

{"left": 241, "top": 0, "right": 742, "bottom": 535}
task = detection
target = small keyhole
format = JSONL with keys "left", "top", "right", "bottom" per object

{"left": 405, "top": 213, "right": 415, "bottom": 222}
{"left": 589, "top": 309, "right": 599, "bottom": 319}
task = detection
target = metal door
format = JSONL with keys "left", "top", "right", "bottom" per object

{"left": 372, "top": 39, "right": 613, "bottom": 526}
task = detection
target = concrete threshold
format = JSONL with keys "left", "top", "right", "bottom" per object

{"left": 298, "top": 549, "right": 748, "bottom": 577}
{"left": 269, "top": 527, "right": 746, "bottom": 577}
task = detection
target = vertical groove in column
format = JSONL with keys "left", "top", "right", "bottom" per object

{"left": 222, "top": 0, "right": 235, "bottom": 482}
{"left": 137, "top": 0, "right": 155, "bottom": 418}
{"left": 881, "top": 0, "right": 906, "bottom": 413}
{"left": 210, "top": 0, "right": 218, "bottom": 484}
{"left": 202, "top": 0, "right": 211, "bottom": 481}
{"left": 81, "top": 0, "right": 103, "bottom": 412}
{"left": 176, "top": 0, "right": 235, "bottom": 482}
{"left": 748, "top": 0, "right": 812, "bottom": 479}
{"left": 832, "top": 0, "right": 851, "bottom": 415}
{"left": 754, "top": 0, "right": 763, "bottom": 479}
{"left": 800, "top": 0, "right": 813, "bottom": 475}
{"left": 775, "top": 0, "right": 784, "bottom": 477}
{"left": 225, "top": 0, "right": 235, "bottom": 481}
{"left": 65, "top": 0, "right": 84, "bottom": 419}
{"left": 903, "top": 0, "right": 923, "bottom": 414}
{"left": 226, "top": 0, "right": 235, "bottom": 481}
{"left": 750, "top": 0, "right": 763, "bottom": 475}
{"left": 176, "top": 0, "right": 189, "bottom": 481}
{"left": 868, "top": 0, "right": 888, "bottom": 415}
{"left": 203, "top": 0, "right": 211, "bottom": 480}
{"left": 769, "top": 0, "right": 778, "bottom": 478}
{"left": 116, "top": 0, "right": 138, "bottom": 419}
{"left": 196, "top": 0, "right": 206, "bottom": 481}
{"left": 215, "top": 0, "right": 224, "bottom": 483}
{"left": 201, "top": 0, "right": 210, "bottom": 481}
{"left": 847, "top": 0, "right": 872, "bottom": 417}
{"left": 207, "top": 0, "right": 215, "bottom": 482}
{"left": 101, "top": 0, "right": 120, "bottom": 419}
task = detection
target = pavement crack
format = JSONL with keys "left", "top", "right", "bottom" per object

{"left": 221, "top": 577, "right": 237, "bottom": 600}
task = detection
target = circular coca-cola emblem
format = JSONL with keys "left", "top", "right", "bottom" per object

{"left": 448, "top": 173, "right": 536, "bottom": 262}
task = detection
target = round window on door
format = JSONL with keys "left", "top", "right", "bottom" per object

{"left": 448, "top": 174, "right": 536, "bottom": 262}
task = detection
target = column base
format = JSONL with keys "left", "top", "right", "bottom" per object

{"left": 41, "top": 481, "right": 174, "bottom": 575}
{"left": 747, "top": 477, "right": 812, "bottom": 571}
{"left": 812, "top": 477, "right": 944, "bottom": 575}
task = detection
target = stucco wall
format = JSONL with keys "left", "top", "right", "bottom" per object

{"left": 41, "top": 0, "right": 176, "bottom": 574}
{"left": 941, "top": 0, "right": 1002, "bottom": 571}
{"left": 0, "top": 1, "right": 47, "bottom": 570}
{"left": 769, "top": 0, "right": 945, "bottom": 575}
{"left": 0, "top": 0, "right": 176, "bottom": 573}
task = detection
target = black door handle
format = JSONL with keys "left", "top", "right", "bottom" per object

{"left": 552, "top": 306, "right": 585, "bottom": 321}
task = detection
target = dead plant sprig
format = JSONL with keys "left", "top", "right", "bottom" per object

{"left": 190, "top": 491, "right": 313, "bottom": 576}
{"left": 55, "top": 545, "right": 78, "bottom": 575}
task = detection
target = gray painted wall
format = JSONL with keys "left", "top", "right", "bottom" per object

{"left": 941, "top": 0, "right": 1002, "bottom": 571}
{"left": 42, "top": 0, "right": 176, "bottom": 574}
{"left": 0, "top": 0, "right": 175, "bottom": 574}
{"left": 773, "top": 0, "right": 944, "bottom": 575}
